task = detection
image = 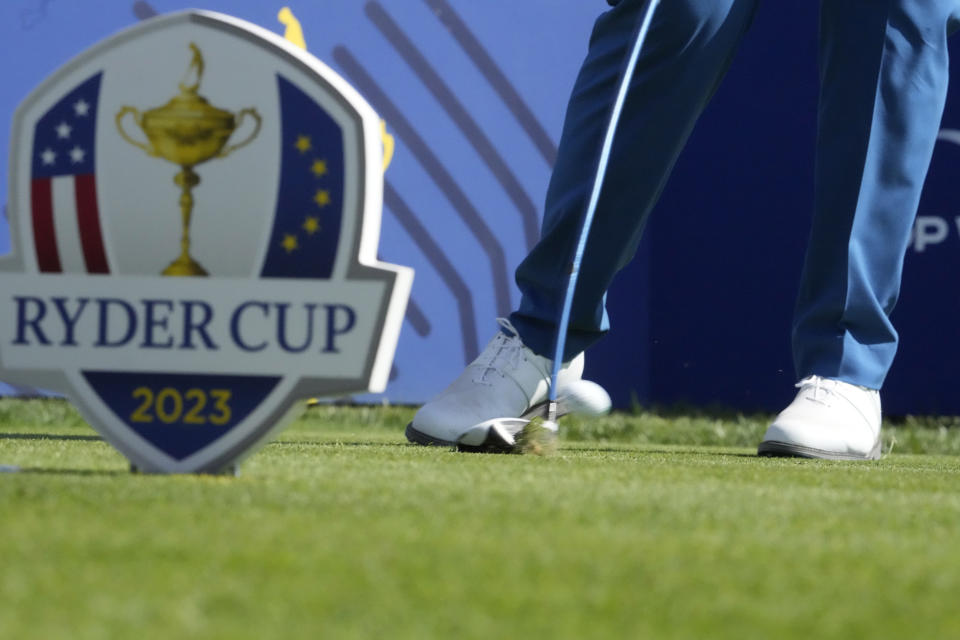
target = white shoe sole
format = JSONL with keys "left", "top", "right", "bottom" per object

{"left": 757, "top": 438, "right": 881, "bottom": 461}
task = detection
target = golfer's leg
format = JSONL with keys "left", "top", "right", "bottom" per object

{"left": 792, "top": 0, "right": 960, "bottom": 389}
{"left": 510, "top": 0, "right": 760, "bottom": 361}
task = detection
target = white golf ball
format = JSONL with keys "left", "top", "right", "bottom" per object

{"left": 558, "top": 379, "right": 612, "bottom": 416}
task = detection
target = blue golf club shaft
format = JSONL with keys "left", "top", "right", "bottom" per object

{"left": 547, "top": 0, "right": 661, "bottom": 423}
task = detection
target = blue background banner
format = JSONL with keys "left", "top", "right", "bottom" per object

{"left": 2, "top": 1, "right": 959, "bottom": 415}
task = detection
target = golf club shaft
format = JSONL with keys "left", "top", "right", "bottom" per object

{"left": 547, "top": 0, "right": 662, "bottom": 422}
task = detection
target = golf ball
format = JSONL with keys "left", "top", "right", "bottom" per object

{"left": 558, "top": 379, "right": 612, "bottom": 416}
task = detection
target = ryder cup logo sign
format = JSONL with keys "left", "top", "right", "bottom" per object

{"left": 0, "top": 11, "right": 413, "bottom": 473}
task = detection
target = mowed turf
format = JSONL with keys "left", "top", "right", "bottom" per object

{"left": 2, "top": 399, "right": 960, "bottom": 639}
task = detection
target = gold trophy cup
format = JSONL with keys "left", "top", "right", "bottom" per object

{"left": 116, "top": 43, "right": 261, "bottom": 276}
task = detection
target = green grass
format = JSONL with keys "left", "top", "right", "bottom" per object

{"left": 3, "top": 398, "right": 960, "bottom": 639}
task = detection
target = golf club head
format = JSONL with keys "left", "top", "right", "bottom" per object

{"left": 453, "top": 380, "right": 608, "bottom": 454}
{"left": 456, "top": 417, "right": 562, "bottom": 454}
{"left": 457, "top": 417, "right": 529, "bottom": 453}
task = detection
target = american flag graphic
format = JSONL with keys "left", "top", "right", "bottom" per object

{"left": 30, "top": 72, "right": 109, "bottom": 274}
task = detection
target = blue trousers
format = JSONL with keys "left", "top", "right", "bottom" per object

{"left": 510, "top": 0, "right": 960, "bottom": 389}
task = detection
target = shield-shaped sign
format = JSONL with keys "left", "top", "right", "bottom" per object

{"left": 0, "top": 10, "right": 413, "bottom": 473}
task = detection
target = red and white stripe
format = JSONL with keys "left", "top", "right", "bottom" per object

{"left": 31, "top": 174, "right": 110, "bottom": 274}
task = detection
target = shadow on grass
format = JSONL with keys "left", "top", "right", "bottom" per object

{"left": 0, "top": 432, "right": 103, "bottom": 442}
{"left": 15, "top": 467, "right": 126, "bottom": 477}
{"left": 561, "top": 443, "right": 758, "bottom": 457}
{"left": 270, "top": 440, "right": 406, "bottom": 449}
{"left": 275, "top": 441, "right": 763, "bottom": 459}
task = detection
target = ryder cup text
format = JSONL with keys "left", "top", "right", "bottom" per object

{"left": 11, "top": 296, "right": 357, "bottom": 354}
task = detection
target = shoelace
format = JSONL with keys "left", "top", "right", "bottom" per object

{"left": 797, "top": 375, "right": 872, "bottom": 407}
{"left": 472, "top": 318, "right": 526, "bottom": 384}
{"left": 797, "top": 375, "right": 833, "bottom": 406}
{"left": 795, "top": 376, "right": 880, "bottom": 438}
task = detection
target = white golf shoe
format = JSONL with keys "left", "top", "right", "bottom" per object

{"left": 407, "top": 318, "right": 584, "bottom": 452}
{"left": 758, "top": 375, "right": 882, "bottom": 460}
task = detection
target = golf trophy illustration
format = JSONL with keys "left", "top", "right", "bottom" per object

{"left": 116, "top": 43, "right": 261, "bottom": 276}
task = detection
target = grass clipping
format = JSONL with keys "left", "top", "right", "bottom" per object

{"left": 514, "top": 417, "right": 559, "bottom": 456}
